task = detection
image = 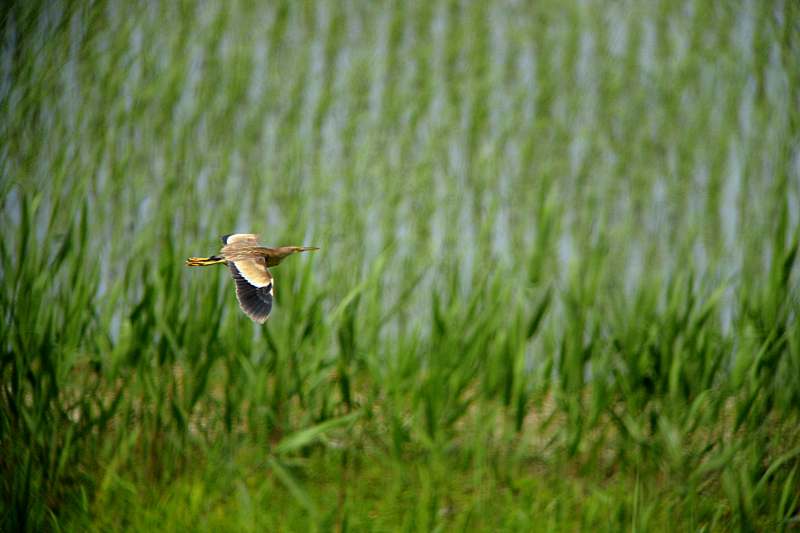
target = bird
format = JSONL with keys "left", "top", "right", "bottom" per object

{"left": 186, "top": 233, "right": 318, "bottom": 323}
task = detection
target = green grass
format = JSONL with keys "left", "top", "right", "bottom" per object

{"left": 1, "top": 0, "right": 799, "bottom": 531}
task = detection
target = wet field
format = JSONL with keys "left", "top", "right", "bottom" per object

{"left": 2, "top": 1, "right": 799, "bottom": 530}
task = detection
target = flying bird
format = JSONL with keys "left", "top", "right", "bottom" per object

{"left": 186, "top": 233, "right": 318, "bottom": 323}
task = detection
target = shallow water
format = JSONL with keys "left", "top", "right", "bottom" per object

{"left": 1, "top": 0, "right": 797, "bottom": 333}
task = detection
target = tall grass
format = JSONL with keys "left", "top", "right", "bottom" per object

{"left": 1, "top": 0, "right": 799, "bottom": 530}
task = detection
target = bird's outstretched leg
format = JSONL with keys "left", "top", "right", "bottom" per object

{"left": 186, "top": 255, "right": 226, "bottom": 267}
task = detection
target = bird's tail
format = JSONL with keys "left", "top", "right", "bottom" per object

{"left": 185, "top": 255, "right": 226, "bottom": 267}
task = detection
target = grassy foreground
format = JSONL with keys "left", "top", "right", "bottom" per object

{"left": 2, "top": 0, "right": 800, "bottom": 531}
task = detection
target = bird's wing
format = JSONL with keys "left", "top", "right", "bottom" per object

{"left": 222, "top": 233, "right": 260, "bottom": 245}
{"left": 228, "top": 258, "right": 273, "bottom": 323}
{"left": 220, "top": 234, "right": 265, "bottom": 261}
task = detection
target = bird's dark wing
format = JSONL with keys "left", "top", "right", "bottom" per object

{"left": 228, "top": 259, "right": 273, "bottom": 323}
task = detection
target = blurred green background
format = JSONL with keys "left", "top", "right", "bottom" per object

{"left": 1, "top": 0, "right": 799, "bottom": 530}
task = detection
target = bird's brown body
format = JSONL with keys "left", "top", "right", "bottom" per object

{"left": 186, "top": 233, "right": 318, "bottom": 323}
{"left": 218, "top": 244, "right": 318, "bottom": 266}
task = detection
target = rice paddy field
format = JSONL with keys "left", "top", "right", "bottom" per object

{"left": 2, "top": 0, "right": 800, "bottom": 530}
